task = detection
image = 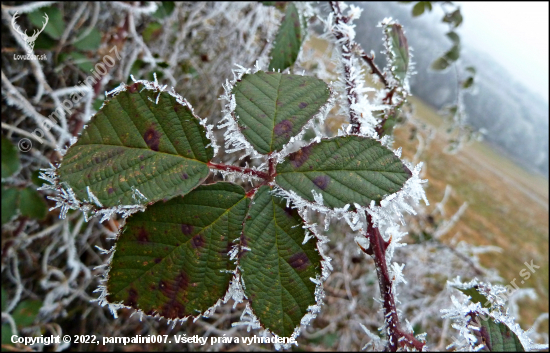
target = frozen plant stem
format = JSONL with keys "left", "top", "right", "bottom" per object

{"left": 328, "top": 2, "right": 424, "bottom": 349}
{"left": 207, "top": 161, "right": 270, "bottom": 180}
{"left": 329, "top": 1, "right": 362, "bottom": 134}
{"left": 363, "top": 214, "right": 425, "bottom": 351}
{"left": 353, "top": 43, "right": 389, "bottom": 88}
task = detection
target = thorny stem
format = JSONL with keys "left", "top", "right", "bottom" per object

{"left": 364, "top": 214, "right": 425, "bottom": 351}
{"left": 353, "top": 43, "right": 389, "bottom": 88}
{"left": 207, "top": 161, "right": 270, "bottom": 180}
{"left": 328, "top": 2, "right": 423, "bottom": 350}
{"left": 329, "top": 1, "right": 362, "bottom": 135}
{"left": 208, "top": 159, "right": 278, "bottom": 198}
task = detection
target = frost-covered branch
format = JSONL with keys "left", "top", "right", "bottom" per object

{"left": 361, "top": 214, "right": 426, "bottom": 351}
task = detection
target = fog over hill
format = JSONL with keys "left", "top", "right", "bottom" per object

{"left": 329, "top": 2, "right": 549, "bottom": 177}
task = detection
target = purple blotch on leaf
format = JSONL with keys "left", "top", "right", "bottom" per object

{"left": 273, "top": 120, "right": 293, "bottom": 136}
{"left": 137, "top": 227, "right": 149, "bottom": 243}
{"left": 288, "top": 145, "right": 312, "bottom": 168}
{"left": 288, "top": 252, "right": 310, "bottom": 271}
{"left": 144, "top": 126, "right": 161, "bottom": 151}
{"left": 191, "top": 234, "right": 205, "bottom": 248}
{"left": 313, "top": 175, "right": 330, "bottom": 190}
{"left": 181, "top": 224, "right": 194, "bottom": 235}
{"left": 124, "top": 287, "right": 138, "bottom": 307}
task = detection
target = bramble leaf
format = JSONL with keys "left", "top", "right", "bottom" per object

{"left": 268, "top": 3, "right": 304, "bottom": 72}
{"left": 107, "top": 182, "right": 249, "bottom": 319}
{"left": 275, "top": 136, "right": 412, "bottom": 209}
{"left": 19, "top": 187, "right": 47, "bottom": 220}
{"left": 387, "top": 24, "right": 409, "bottom": 83}
{"left": 11, "top": 300, "right": 42, "bottom": 327}
{"left": 462, "top": 76, "right": 474, "bottom": 89}
{"left": 444, "top": 44, "right": 460, "bottom": 62}
{"left": 443, "top": 9, "right": 463, "bottom": 28}
{"left": 1, "top": 186, "right": 19, "bottom": 225}
{"left": 58, "top": 83, "right": 213, "bottom": 207}
{"left": 152, "top": 1, "right": 175, "bottom": 19}
{"left": 29, "top": 6, "right": 64, "bottom": 40}
{"left": 412, "top": 2, "right": 426, "bottom": 16}
{"left": 456, "top": 286, "right": 487, "bottom": 306}
{"left": 233, "top": 71, "right": 330, "bottom": 154}
{"left": 431, "top": 56, "right": 451, "bottom": 71}
{"left": 240, "top": 185, "right": 322, "bottom": 337}
{"left": 1, "top": 136, "right": 20, "bottom": 178}
{"left": 446, "top": 31, "right": 460, "bottom": 45}
{"left": 73, "top": 28, "right": 101, "bottom": 51}
{"left": 469, "top": 314, "right": 525, "bottom": 351}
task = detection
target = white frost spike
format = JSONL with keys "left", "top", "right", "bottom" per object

{"left": 389, "top": 262, "right": 407, "bottom": 284}
{"left": 231, "top": 302, "right": 261, "bottom": 332}
{"left": 131, "top": 186, "right": 148, "bottom": 203}
{"left": 442, "top": 278, "right": 548, "bottom": 351}
{"left": 355, "top": 235, "right": 369, "bottom": 251}
{"left": 223, "top": 271, "right": 246, "bottom": 309}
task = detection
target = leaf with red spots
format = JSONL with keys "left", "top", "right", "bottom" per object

{"left": 268, "top": 2, "right": 305, "bottom": 72}
{"left": 240, "top": 185, "right": 322, "bottom": 337}
{"left": 58, "top": 83, "right": 213, "bottom": 207}
{"left": 232, "top": 71, "right": 330, "bottom": 154}
{"left": 275, "top": 136, "right": 412, "bottom": 209}
{"left": 106, "top": 182, "right": 249, "bottom": 319}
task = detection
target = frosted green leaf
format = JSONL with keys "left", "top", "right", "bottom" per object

{"left": 470, "top": 314, "right": 525, "bottom": 351}
{"left": 456, "top": 286, "right": 487, "bottom": 306}
{"left": 1, "top": 136, "right": 20, "bottom": 178}
{"left": 233, "top": 71, "right": 330, "bottom": 154}
{"left": 29, "top": 6, "right": 64, "bottom": 40}
{"left": 268, "top": 3, "right": 304, "bottom": 72}
{"left": 240, "top": 185, "right": 322, "bottom": 337}
{"left": 58, "top": 83, "right": 213, "bottom": 207}
{"left": 107, "top": 182, "right": 249, "bottom": 319}
{"left": 19, "top": 187, "right": 47, "bottom": 220}
{"left": 387, "top": 24, "right": 409, "bottom": 83}
{"left": 1, "top": 186, "right": 19, "bottom": 225}
{"left": 275, "top": 136, "right": 412, "bottom": 209}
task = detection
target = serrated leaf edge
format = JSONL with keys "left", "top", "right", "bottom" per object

{"left": 93, "top": 183, "right": 249, "bottom": 326}
{"left": 50, "top": 79, "right": 216, "bottom": 221}
{"left": 272, "top": 136, "right": 426, "bottom": 231}
{"left": 234, "top": 187, "right": 330, "bottom": 344}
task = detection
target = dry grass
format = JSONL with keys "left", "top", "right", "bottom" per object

{"left": 394, "top": 96, "right": 549, "bottom": 327}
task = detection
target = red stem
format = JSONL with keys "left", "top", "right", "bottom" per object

{"left": 353, "top": 43, "right": 389, "bottom": 89}
{"left": 329, "top": 1, "right": 362, "bottom": 135}
{"left": 328, "top": 2, "right": 423, "bottom": 350}
{"left": 207, "top": 161, "right": 270, "bottom": 180}
{"left": 364, "top": 214, "right": 425, "bottom": 351}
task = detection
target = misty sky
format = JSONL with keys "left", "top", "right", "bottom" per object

{"left": 456, "top": 2, "right": 549, "bottom": 102}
